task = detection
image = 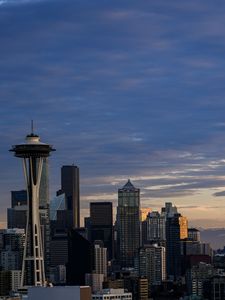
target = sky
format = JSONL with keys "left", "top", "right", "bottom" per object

{"left": 1, "top": 0, "right": 225, "bottom": 228}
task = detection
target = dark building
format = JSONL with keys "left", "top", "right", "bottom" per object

{"left": 0, "top": 229, "right": 25, "bottom": 271}
{"left": 11, "top": 190, "right": 27, "bottom": 208}
{"left": 210, "top": 276, "right": 225, "bottom": 300}
{"left": 0, "top": 271, "right": 11, "bottom": 296}
{"left": 188, "top": 228, "right": 200, "bottom": 242}
{"left": 49, "top": 200, "right": 69, "bottom": 274}
{"left": 67, "top": 229, "right": 92, "bottom": 286}
{"left": 117, "top": 180, "right": 141, "bottom": 268}
{"left": 49, "top": 193, "right": 73, "bottom": 276}
{"left": 84, "top": 217, "right": 91, "bottom": 241}
{"left": 50, "top": 233, "right": 68, "bottom": 267}
{"left": 166, "top": 214, "right": 182, "bottom": 279}
{"left": 141, "top": 219, "right": 148, "bottom": 246}
{"left": 90, "top": 202, "right": 113, "bottom": 260}
{"left": 61, "top": 165, "right": 80, "bottom": 229}
{"left": 7, "top": 190, "right": 27, "bottom": 229}
{"left": 7, "top": 208, "right": 26, "bottom": 229}
{"left": 51, "top": 210, "right": 73, "bottom": 234}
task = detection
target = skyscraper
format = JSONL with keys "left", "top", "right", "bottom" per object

{"left": 67, "top": 229, "right": 92, "bottom": 286}
{"left": 0, "top": 229, "right": 25, "bottom": 271}
{"left": 161, "top": 202, "right": 178, "bottom": 217}
{"left": 166, "top": 213, "right": 182, "bottom": 279}
{"left": 188, "top": 228, "right": 200, "bottom": 242}
{"left": 138, "top": 244, "right": 166, "bottom": 294}
{"left": 117, "top": 180, "right": 141, "bottom": 268}
{"left": 61, "top": 165, "right": 80, "bottom": 229}
{"left": 179, "top": 216, "right": 188, "bottom": 240}
{"left": 39, "top": 159, "right": 49, "bottom": 208}
{"left": 93, "top": 241, "right": 107, "bottom": 278}
{"left": 11, "top": 190, "right": 27, "bottom": 208}
{"left": 10, "top": 130, "right": 55, "bottom": 287}
{"left": 49, "top": 193, "right": 68, "bottom": 280}
{"left": 146, "top": 211, "right": 166, "bottom": 242}
{"left": 90, "top": 202, "right": 113, "bottom": 260}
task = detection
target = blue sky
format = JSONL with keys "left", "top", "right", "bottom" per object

{"left": 1, "top": 0, "right": 225, "bottom": 227}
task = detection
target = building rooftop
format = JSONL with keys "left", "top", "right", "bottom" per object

{"left": 119, "top": 179, "right": 139, "bottom": 192}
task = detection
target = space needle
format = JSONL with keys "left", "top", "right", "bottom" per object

{"left": 10, "top": 124, "right": 55, "bottom": 288}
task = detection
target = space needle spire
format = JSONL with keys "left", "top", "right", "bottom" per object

{"left": 10, "top": 128, "right": 55, "bottom": 288}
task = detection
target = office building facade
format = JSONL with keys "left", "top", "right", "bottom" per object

{"left": 61, "top": 165, "right": 80, "bottom": 228}
{"left": 138, "top": 244, "right": 166, "bottom": 294}
{"left": 117, "top": 180, "right": 141, "bottom": 268}
{"left": 188, "top": 228, "right": 201, "bottom": 242}
{"left": 90, "top": 202, "right": 113, "bottom": 260}
{"left": 67, "top": 229, "right": 92, "bottom": 285}
{"left": 0, "top": 229, "right": 25, "bottom": 271}
{"left": 146, "top": 211, "right": 166, "bottom": 242}
{"left": 166, "top": 213, "right": 182, "bottom": 279}
{"left": 94, "top": 241, "right": 107, "bottom": 278}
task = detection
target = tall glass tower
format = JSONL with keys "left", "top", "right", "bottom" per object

{"left": 117, "top": 180, "right": 141, "bottom": 267}
{"left": 61, "top": 165, "right": 80, "bottom": 228}
{"left": 10, "top": 131, "right": 55, "bottom": 288}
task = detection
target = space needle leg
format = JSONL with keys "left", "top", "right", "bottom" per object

{"left": 20, "top": 158, "right": 29, "bottom": 288}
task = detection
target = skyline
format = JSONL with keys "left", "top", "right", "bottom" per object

{"left": 1, "top": 0, "right": 225, "bottom": 228}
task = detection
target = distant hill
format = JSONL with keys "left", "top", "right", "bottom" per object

{"left": 200, "top": 228, "right": 225, "bottom": 250}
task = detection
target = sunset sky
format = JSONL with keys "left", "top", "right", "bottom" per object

{"left": 1, "top": 0, "right": 225, "bottom": 228}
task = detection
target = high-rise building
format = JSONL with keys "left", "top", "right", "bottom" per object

{"left": 179, "top": 216, "right": 188, "bottom": 240}
{"left": 39, "top": 159, "right": 50, "bottom": 208}
{"left": 7, "top": 205, "right": 27, "bottom": 229}
{"left": 50, "top": 193, "right": 66, "bottom": 221}
{"left": 49, "top": 265, "right": 66, "bottom": 285}
{"left": 186, "top": 262, "right": 215, "bottom": 297}
{"left": 49, "top": 193, "right": 70, "bottom": 280}
{"left": 61, "top": 165, "right": 80, "bottom": 229}
{"left": 50, "top": 233, "right": 68, "bottom": 268}
{"left": 146, "top": 211, "right": 166, "bottom": 242}
{"left": 85, "top": 273, "right": 104, "bottom": 294}
{"left": 0, "top": 229, "right": 25, "bottom": 272}
{"left": 10, "top": 270, "right": 22, "bottom": 292}
{"left": 10, "top": 130, "right": 55, "bottom": 287}
{"left": 0, "top": 271, "right": 11, "bottom": 296}
{"left": 166, "top": 213, "right": 182, "bottom": 279}
{"left": 138, "top": 277, "right": 149, "bottom": 300}
{"left": 188, "top": 228, "right": 200, "bottom": 242}
{"left": 11, "top": 190, "right": 27, "bottom": 208}
{"left": 117, "top": 180, "right": 141, "bottom": 268}
{"left": 94, "top": 241, "right": 107, "bottom": 278}
{"left": 90, "top": 202, "right": 113, "bottom": 260}
{"left": 141, "top": 220, "right": 148, "bottom": 246}
{"left": 138, "top": 244, "right": 166, "bottom": 295}
{"left": 161, "top": 202, "right": 178, "bottom": 217}
{"left": 162, "top": 203, "right": 188, "bottom": 279}
{"left": 210, "top": 276, "right": 225, "bottom": 300}
{"left": 140, "top": 208, "right": 151, "bottom": 222}
{"left": 0, "top": 250, "right": 21, "bottom": 271}
{"left": 7, "top": 190, "right": 28, "bottom": 230}
{"left": 67, "top": 229, "right": 92, "bottom": 286}
{"left": 141, "top": 209, "right": 152, "bottom": 247}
